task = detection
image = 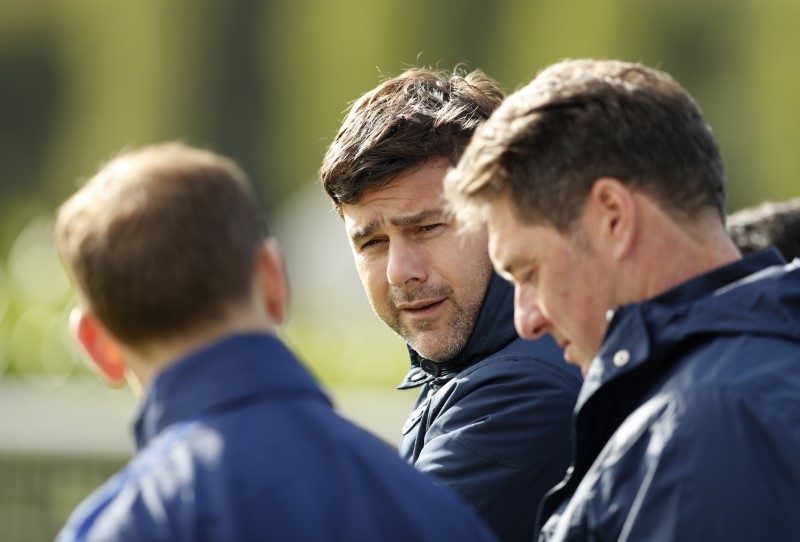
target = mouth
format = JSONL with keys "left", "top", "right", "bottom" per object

{"left": 396, "top": 298, "right": 446, "bottom": 318}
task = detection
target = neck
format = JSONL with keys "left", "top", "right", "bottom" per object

{"left": 624, "top": 199, "right": 741, "bottom": 303}
{"left": 122, "top": 309, "right": 276, "bottom": 394}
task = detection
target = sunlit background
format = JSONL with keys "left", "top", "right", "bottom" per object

{"left": 1, "top": 0, "right": 799, "bottom": 539}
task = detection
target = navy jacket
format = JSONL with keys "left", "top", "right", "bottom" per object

{"left": 398, "top": 274, "right": 582, "bottom": 542}
{"left": 57, "top": 334, "right": 498, "bottom": 542}
{"left": 539, "top": 249, "right": 800, "bottom": 541}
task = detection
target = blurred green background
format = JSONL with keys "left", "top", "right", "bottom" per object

{"left": 1, "top": 0, "right": 799, "bottom": 539}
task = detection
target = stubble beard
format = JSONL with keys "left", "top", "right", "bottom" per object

{"left": 378, "top": 283, "right": 483, "bottom": 363}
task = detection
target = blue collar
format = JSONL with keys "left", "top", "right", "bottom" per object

{"left": 579, "top": 248, "right": 790, "bottom": 406}
{"left": 133, "top": 333, "right": 329, "bottom": 449}
{"left": 643, "top": 247, "right": 786, "bottom": 308}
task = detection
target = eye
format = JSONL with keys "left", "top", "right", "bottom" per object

{"left": 418, "top": 223, "right": 445, "bottom": 234}
{"left": 359, "top": 237, "right": 387, "bottom": 251}
{"left": 519, "top": 268, "right": 538, "bottom": 286}
{"left": 502, "top": 266, "right": 535, "bottom": 286}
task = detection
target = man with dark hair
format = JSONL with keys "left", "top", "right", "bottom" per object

{"left": 728, "top": 197, "right": 800, "bottom": 259}
{"left": 321, "top": 68, "right": 581, "bottom": 542}
{"left": 445, "top": 59, "right": 800, "bottom": 541}
{"left": 55, "top": 142, "right": 498, "bottom": 542}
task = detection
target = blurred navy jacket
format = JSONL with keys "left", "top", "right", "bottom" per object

{"left": 56, "top": 334, "right": 498, "bottom": 542}
{"left": 398, "top": 274, "right": 582, "bottom": 542}
{"left": 539, "top": 249, "right": 800, "bottom": 541}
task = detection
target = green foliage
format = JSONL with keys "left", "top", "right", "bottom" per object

{"left": 0, "top": 212, "right": 92, "bottom": 383}
{"left": 2, "top": 0, "right": 799, "bottom": 388}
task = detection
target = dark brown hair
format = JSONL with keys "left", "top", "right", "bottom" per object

{"left": 56, "top": 142, "right": 267, "bottom": 346}
{"left": 728, "top": 198, "right": 800, "bottom": 260}
{"left": 446, "top": 59, "right": 726, "bottom": 232}
{"left": 320, "top": 67, "right": 505, "bottom": 215}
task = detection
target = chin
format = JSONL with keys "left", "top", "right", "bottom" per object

{"left": 413, "top": 342, "right": 462, "bottom": 364}
{"left": 405, "top": 324, "right": 470, "bottom": 362}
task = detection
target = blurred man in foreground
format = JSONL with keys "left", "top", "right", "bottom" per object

{"left": 320, "top": 68, "right": 581, "bottom": 541}
{"left": 54, "top": 142, "right": 497, "bottom": 542}
{"left": 445, "top": 58, "right": 800, "bottom": 541}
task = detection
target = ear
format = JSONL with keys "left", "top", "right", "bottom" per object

{"left": 70, "top": 308, "right": 128, "bottom": 386}
{"left": 585, "top": 177, "right": 637, "bottom": 260}
{"left": 254, "top": 239, "right": 289, "bottom": 325}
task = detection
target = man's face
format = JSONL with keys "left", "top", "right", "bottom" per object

{"left": 486, "top": 192, "right": 612, "bottom": 375}
{"left": 341, "top": 158, "right": 493, "bottom": 362}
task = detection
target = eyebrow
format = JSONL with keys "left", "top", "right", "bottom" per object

{"left": 492, "top": 256, "right": 516, "bottom": 282}
{"left": 503, "top": 255, "right": 539, "bottom": 283}
{"left": 349, "top": 208, "right": 448, "bottom": 245}
{"left": 491, "top": 242, "right": 533, "bottom": 282}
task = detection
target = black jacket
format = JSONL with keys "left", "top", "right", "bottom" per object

{"left": 398, "top": 274, "right": 582, "bottom": 542}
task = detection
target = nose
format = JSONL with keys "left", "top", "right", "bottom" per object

{"left": 386, "top": 239, "right": 428, "bottom": 287}
{"left": 514, "top": 285, "right": 549, "bottom": 340}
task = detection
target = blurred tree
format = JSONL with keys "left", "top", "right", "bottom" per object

{"left": 173, "top": 0, "right": 274, "bottom": 206}
{"left": 0, "top": 36, "right": 62, "bottom": 201}
{"left": 0, "top": 0, "right": 798, "bottom": 385}
{"left": 739, "top": 0, "right": 800, "bottom": 209}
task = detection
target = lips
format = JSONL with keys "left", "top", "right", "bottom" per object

{"left": 395, "top": 298, "right": 446, "bottom": 318}
{"left": 396, "top": 298, "right": 441, "bottom": 309}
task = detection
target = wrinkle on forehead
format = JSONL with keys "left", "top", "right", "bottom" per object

{"left": 346, "top": 207, "right": 449, "bottom": 245}
{"left": 342, "top": 158, "right": 451, "bottom": 244}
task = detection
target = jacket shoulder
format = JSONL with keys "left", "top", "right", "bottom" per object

{"left": 410, "top": 339, "right": 579, "bottom": 540}
{"left": 420, "top": 338, "right": 580, "bottom": 468}
{"left": 56, "top": 421, "right": 227, "bottom": 541}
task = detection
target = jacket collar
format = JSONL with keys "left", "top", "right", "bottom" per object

{"left": 397, "top": 273, "right": 518, "bottom": 389}
{"left": 578, "top": 248, "right": 794, "bottom": 409}
{"left": 133, "top": 333, "right": 329, "bottom": 449}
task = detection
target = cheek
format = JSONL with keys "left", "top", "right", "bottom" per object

{"left": 543, "top": 267, "right": 592, "bottom": 331}
{"left": 452, "top": 234, "right": 492, "bottom": 272}
{"left": 460, "top": 231, "right": 490, "bottom": 258}
{"left": 574, "top": 291, "right": 609, "bottom": 351}
{"left": 356, "top": 258, "right": 388, "bottom": 299}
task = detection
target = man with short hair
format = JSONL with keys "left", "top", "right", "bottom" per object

{"left": 444, "top": 58, "right": 800, "bottom": 541}
{"left": 321, "top": 68, "right": 582, "bottom": 542}
{"left": 55, "top": 142, "right": 498, "bottom": 542}
{"left": 728, "top": 197, "right": 800, "bottom": 259}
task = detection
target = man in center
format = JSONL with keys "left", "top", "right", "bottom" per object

{"left": 320, "top": 67, "right": 582, "bottom": 542}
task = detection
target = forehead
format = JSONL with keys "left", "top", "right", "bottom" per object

{"left": 341, "top": 159, "right": 450, "bottom": 227}
{"left": 486, "top": 194, "right": 551, "bottom": 266}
